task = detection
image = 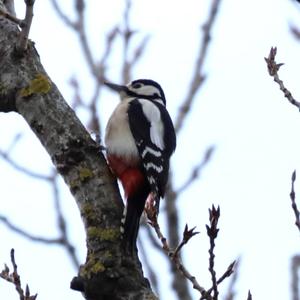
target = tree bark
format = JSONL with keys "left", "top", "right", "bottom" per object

{"left": 0, "top": 2, "right": 156, "bottom": 299}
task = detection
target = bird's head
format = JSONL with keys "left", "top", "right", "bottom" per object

{"left": 104, "top": 79, "right": 166, "bottom": 105}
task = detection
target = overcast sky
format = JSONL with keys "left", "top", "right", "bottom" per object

{"left": 1, "top": 1, "right": 300, "bottom": 299}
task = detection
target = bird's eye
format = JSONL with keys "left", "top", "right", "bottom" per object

{"left": 153, "top": 93, "right": 159, "bottom": 97}
{"left": 132, "top": 83, "right": 142, "bottom": 89}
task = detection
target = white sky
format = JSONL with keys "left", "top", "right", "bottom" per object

{"left": 1, "top": 0, "right": 300, "bottom": 299}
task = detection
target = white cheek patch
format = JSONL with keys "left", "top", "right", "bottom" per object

{"left": 130, "top": 85, "right": 160, "bottom": 97}
{"left": 140, "top": 99, "right": 165, "bottom": 150}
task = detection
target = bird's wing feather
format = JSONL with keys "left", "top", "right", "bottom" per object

{"left": 128, "top": 99, "right": 171, "bottom": 197}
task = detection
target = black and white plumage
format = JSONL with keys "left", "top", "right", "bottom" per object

{"left": 104, "top": 79, "right": 176, "bottom": 253}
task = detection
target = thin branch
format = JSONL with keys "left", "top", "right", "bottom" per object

{"left": 145, "top": 206, "right": 211, "bottom": 299}
{"left": 204, "top": 261, "right": 235, "bottom": 299}
{"left": 164, "top": 175, "right": 192, "bottom": 299}
{"left": 176, "top": 146, "right": 215, "bottom": 194}
{"left": 291, "top": 255, "right": 300, "bottom": 300}
{"left": 129, "top": 35, "right": 150, "bottom": 67}
{"left": 206, "top": 205, "right": 220, "bottom": 300}
{"left": 0, "top": 215, "right": 62, "bottom": 244}
{"left": 0, "top": 176, "right": 80, "bottom": 269}
{"left": 290, "top": 170, "right": 300, "bottom": 232}
{"left": 175, "top": 0, "right": 222, "bottom": 133}
{"left": 0, "top": 148, "right": 52, "bottom": 181}
{"left": 223, "top": 258, "right": 240, "bottom": 300}
{"left": 0, "top": 6, "right": 22, "bottom": 25}
{"left": 247, "top": 290, "right": 252, "bottom": 300}
{"left": 74, "top": 1, "right": 99, "bottom": 79}
{"left": 3, "top": 0, "right": 16, "bottom": 16}
{"left": 0, "top": 249, "right": 37, "bottom": 300}
{"left": 142, "top": 220, "right": 162, "bottom": 251}
{"left": 0, "top": 0, "right": 35, "bottom": 51}
{"left": 51, "top": 173, "right": 80, "bottom": 268}
{"left": 49, "top": 0, "right": 76, "bottom": 28}
{"left": 265, "top": 47, "right": 300, "bottom": 110}
{"left": 87, "top": 26, "right": 119, "bottom": 134}
{"left": 173, "top": 224, "right": 200, "bottom": 257}
{"left": 120, "top": 0, "right": 149, "bottom": 84}
{"left": 121, "top": 0, "right": 133, "bottom": 84}
{"left": 16, "top": 0, "right": 35, "bottom": 52}
{"left": 290, "top": 25, "right": 300, "bottom": 41}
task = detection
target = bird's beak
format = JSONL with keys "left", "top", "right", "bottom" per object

{"left": 104, "top": 82, "right": 128, "bottom": 93}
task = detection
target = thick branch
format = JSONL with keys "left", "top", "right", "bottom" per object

{"left": 0, "top": 7, "right": 155, "bottom": 299}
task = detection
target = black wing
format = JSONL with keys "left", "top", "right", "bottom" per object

{"left": 127, "top": 99, "right": 176, "bottom": 198}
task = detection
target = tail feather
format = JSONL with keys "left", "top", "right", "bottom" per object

{"left": 121, "top": 184, "right": 150, "bottom": 254}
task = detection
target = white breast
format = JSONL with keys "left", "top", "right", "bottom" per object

{"left": 105, "top": 100, "right": 140, "bottom": 165}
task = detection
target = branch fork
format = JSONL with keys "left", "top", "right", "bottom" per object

{"left": 145, "top": 203, "right": 235, "bottom": 300}
{"left": 0, "top": 0, "right": 35, "bottom": 53}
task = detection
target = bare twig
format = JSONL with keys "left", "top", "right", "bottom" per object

{"left": 176, "top": 146, "right": 215, "bottom": 194}
{"left": 173, "top": 224, "right": 200, "bottom": 257}
{"left": 146, "top": 203, "right": 234, "bottom": 300}
{"left": 175, "top": 0, "right": 222, "bottom": 133}
{"left": 145, "top": 209, "right": 208, "bottom": 298}
{"left": 0, "top": 173, "right": 79, "bottom": 269}
{"left": 142, "top": 220, "right": 162, "bottom": 251}
{"left": 1, "top": 0, "right": 35, "bottom": 50}
{"left": 0, "top": 6, "right": 22, "bottom": 25}
{"left": 204, "top": 261, "right": 235, "bottom": 299}
{"left": 74, "top": 1, "right": 99, "bottom": 79}
{"left": 290, "top": 25, "right": 300, "bottom": 41}
{"left": 120, "top": 0, "right": 149, "bottom": 84}
{"left": 290, "top": 170, "right": 300, "bottom": 232}
{"left": 49, "top": 0, "right": 76, "bottom": 28}
{"left": 291, "top": 255, "right": 300, "bottom": 300}
{"left": 265, "top": 47, "right": 300, "bottom": 110}
{"left": 17, "top": 0, "right": 35, "bottom": 52}
{"left": 223, "top": 259, "right": 240, "bottom": 300}
{"left": 165, "top": 171, "right": 192, "bottom": 299}
{"left": 0, "top": 215, "right": 62, "bottom": 244}
{"left": 0, "top": 148, "right": 52, "bottom": 181}
{"left": 0, "top": 249, "right": 37, "bottom": 300}
{"left": 121, "top": 0, "right": 133, "bottom": 84}
{"left": 206, "top": 205, "right": 220, "bottom": 300}
{"left": 87, "top": 26, "right": 119, "bottom": 134}
{"left": 3, "top": 0, "right": 16, "bottom": 16}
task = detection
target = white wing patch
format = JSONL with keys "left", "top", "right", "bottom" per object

{"left": 140, "top": 99, "right": 165, "bottom": 150}
{"left": 142, "top": 146, "right": 161, "bottom": 158}
{"left": 145, "top": 162, "right": 163, "bottom": 173}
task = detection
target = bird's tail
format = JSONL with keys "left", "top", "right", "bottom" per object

{"left": 121, "top": 183, "right": 150, "bottom": 254}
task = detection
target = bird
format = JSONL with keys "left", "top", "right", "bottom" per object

{"left": 104, "top": 79, "right": 176, "bottom": 253}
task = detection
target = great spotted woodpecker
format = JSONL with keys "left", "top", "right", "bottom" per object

{"left": 104, "top": 79, "right": 176, "bottom": 252}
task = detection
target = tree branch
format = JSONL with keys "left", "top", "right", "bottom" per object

{"left": 17, "top": 0, "right": 35, "bottom": 53}
{"left": 0, "top": 5, "right": 156, "bottom": 298}
{"left": 290, "top": 170, "right": 300, "bottom": 232}
{"left": 175, "top": 0, "right": 222, "bottom": 134}
{"left": 0, "top": 249, "right": 37, "bottom": 300}
{"left": 146, "top": 203, "right": 235, "bottom": 300}
{"left": 265, "top": 47, "right": 300, "bottom": 110}
{"left": 291, "top": 255, "right": 300, "bottom": 300}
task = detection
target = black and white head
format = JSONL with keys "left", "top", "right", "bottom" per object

{"left": 104, "top": 79, "right": 166, "bottom": 106}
